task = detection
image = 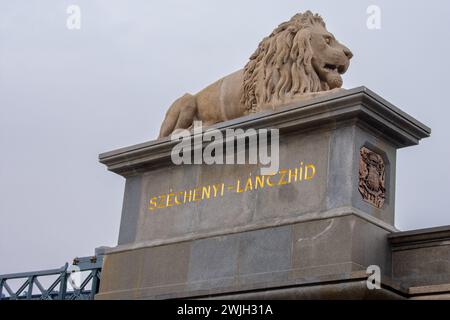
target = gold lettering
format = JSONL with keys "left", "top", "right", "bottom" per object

{"left": 288, "top": 168, "right": 298, "bottom": 183}
{"left": 148, "top": 160, "right": 317, "bottom": 213}
{"left": 166, "top": 192, "right": 175, "bottom": 207}
{"left": 212, "top": 184, "right": 221, "bottom": 198}
{"left": 236, "top": 179, "right": 244, "bottom": 193}
{"left": 278, "top": 170, "right": 288, "bottom": 185}
{"left": 184, "top": 190, "right": 192, "bottom": 203}
{"left": 149, "top": 197, "right": 158, "bottom": 211}
{"left": 158, "top": 195, "right": 166, "bottom": 209}
{"left": 255, "top": 175, "right": 265, "bottom": 189}
{"left": 245, "top": 176, "right": 253, "bottom": 192}
{"left": 202, "top": 186, "right": 211, "bottom": 200}
{"left": 305, "top": 164, "right": 316, "bottom": 180}
{"left": 299, "top": 162, "right": 304, "bottom": 181}
{"left": 266, "top": 175, "right": 274, "bottom": 187}
{"left": 175, "top": 192, "right": 183, "bottom": 205}
{"left": 193, "top": 187, "right": 201, "bottom": 202}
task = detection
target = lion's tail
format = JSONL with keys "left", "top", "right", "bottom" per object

{"left": 158, "top": 93, "right": 197, "bottom": 138}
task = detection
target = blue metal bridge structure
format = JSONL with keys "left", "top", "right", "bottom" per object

{"left": 0, "top": 255, "right": 103, "bottom": 300}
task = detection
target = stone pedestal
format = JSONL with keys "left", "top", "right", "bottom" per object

{"left": 96, "top": 87, "right": 432, "bottom": 299}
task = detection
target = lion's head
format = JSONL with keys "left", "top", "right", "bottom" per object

{"left": 242, "top": 11, "right": 353, "bottom": 113}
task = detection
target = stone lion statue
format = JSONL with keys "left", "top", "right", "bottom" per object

{"left": 159, "top": 11, "right": 353, "bottom": 138}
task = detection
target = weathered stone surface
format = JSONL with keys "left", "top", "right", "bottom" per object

{"left": 126, "top": 141, "right": 320, "bottom": 245}
{"left": 100, "top": 87, "right": 428, "bottom": 250}
{"left": 99, "top": 241, "right": 191, "bottom": 298}
{"left": 237, "top": 226, "right": 292, "bottom": 285}
{"left": 98, "top": 222, "right": 450, "bottom": 300}
{"left": 389, "top": 226, "right": 450, "bottom": 288}
{"left": 201, "top": 278, "right": 405, "bottom": 300}
{"left": 97, "top": 214, "right": 395, "bottom": 299}
{"left": 187, "top": 235, "right": 240, "bottom": 291}
{"left": 97, "top": 87, "right": 434, "bottom": 300}
{"left": 118, "top": 176, "right": 142, "bottom": 244}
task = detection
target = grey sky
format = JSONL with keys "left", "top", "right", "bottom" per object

{"left": 1, "top": 0, "right": 449, "bottom": 274}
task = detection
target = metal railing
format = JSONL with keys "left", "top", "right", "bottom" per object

{"left": 0, "top": 255, "right": 103, "bottom": 300}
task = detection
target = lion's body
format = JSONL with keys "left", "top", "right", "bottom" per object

{"left": 158, "top": 11, "right": 352, "bottom": 138}
{"left": 195, "top": 70, "right": 245, "bottom": 125}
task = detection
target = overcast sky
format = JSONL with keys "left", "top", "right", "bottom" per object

{"left": 1, "top": 0, "right": 449, "bottom": 275}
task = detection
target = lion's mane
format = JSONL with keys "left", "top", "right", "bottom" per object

{"left": 242, "top": 11, "right": 329, "bottom": 113}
